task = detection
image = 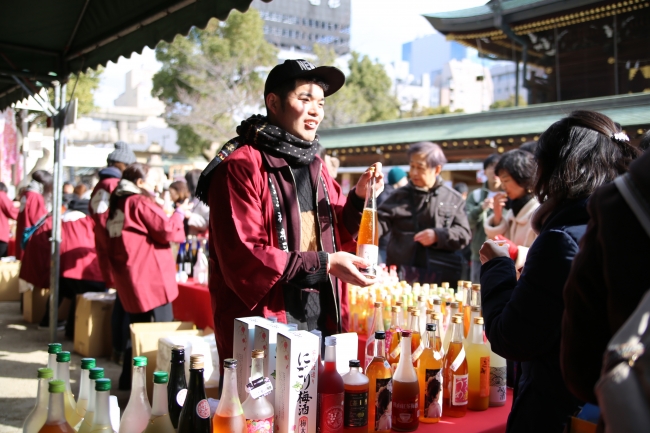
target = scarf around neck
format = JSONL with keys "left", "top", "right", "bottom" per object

{"left": 114, "top": 179, "right": 142, "bottom": 197}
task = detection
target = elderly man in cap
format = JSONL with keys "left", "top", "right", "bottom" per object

{"left": 195, "top": 59, "right": 383, "bottom": 364}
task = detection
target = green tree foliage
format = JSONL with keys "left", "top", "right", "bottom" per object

{"left": 401, "top": 101, "right": 463, "bottom": 118}
{"left": 152, "top": 10, "right": 277, "bottom": 157}
{"left": 67, "top": 67, "right": 103, "bottom": 115}
{"left": 490, "top": 95, "right": 527, "bottom": 110}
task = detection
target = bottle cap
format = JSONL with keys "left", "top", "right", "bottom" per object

{"left": 49, "top": 380, "right": 66, "bottom": 393}
{"left": 433, "top": 299, "right": 442, "bottom": 305}
{"left": 395, "top": 301, "right": 403, "bottom": 307}
{"left": 441, "top": 282, "right": 449, "bottom": 289}
{"left": 56, "top": 351, "right": 70, "bottom": 363}
{"left": 153, "top": 371, "right": 169, "bottom": 384}
{"left": 471, "top": 306, "right": 481, "bottom": 312}
{"left": 190, "top": 354, "right": 204, "bottom": 369}
{"left": 95, "top": 378, "right": 111, "bottom": 392}
{"left": 89, "top": 367, "right": 105, "bottom": 380}
{"left": 464, "top": 281, "right": 472, "bottom": 289}
{"left": 401, "top": 330, "right": 412, "bottom": 338}
{"left": 252, "top": 349, "right": 265, "bottom": 359}
{"left": 375, "top": 331, "right": 386, "bottom": 340}
{"left": 411, "top": 310, "right": 420, "bottom": 316}
{"left": 325, "top": 336, "right": 337, "bottom": 346}
{"left": 426, "top": 309, "right": 434, "bottom": 315}
{"left": 472, "top": 284, "right": 481, "bottom": 291}
{"left": 224, "top": 358, "right": 237, "bottom": 369}
{"left": 474, "top": 317, "right": 485, "bottom": 325}
{"left": 172, "top": 345, "right": 185, "bottom": 353}
{"left": 48, "top": 343, "right": 62, "bottom": 354}
{"left": 450, "top": 301, "right": 459, "bottom": 308}
{"left": 391, "top": 306, "right": 400, "bottom": 312}
{"left": 349, "top": 360, "right": 361, "bottom": 368}
{"left": 452, "top": 316, "right": 463, "bottom": 324}
{"left": 457, "top": 280, "right": 464, "bottom": 288}
{"left": 432, "top": 313, "right": 443, "bottom": 321}
{"left": 133, "top": 356, "right": 147, "bottom": 367}
{"left": 81, "top": 358, "right": 96, "bottom": 369}
{"left": 374, "top": 302, "right": 382, "bottom": 308}
{"left": 417, "top": 296, "right": 425, "bottom": 302}
{"left": 407, "top": 306, "right": 415, "bottom": 313}
{"left": 38, "top": 368, "right": 53, "bottom": 379}
{"left": 426, "top": 323, "right": 436, "bottom": 332}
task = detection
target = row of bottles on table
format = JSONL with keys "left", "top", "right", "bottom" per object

{"left": 175, "top": 237, "right": 209, "bottom": 282}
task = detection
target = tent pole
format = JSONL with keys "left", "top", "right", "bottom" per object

{"left": 48, "top": 81, "right": 65, "bottom": 343}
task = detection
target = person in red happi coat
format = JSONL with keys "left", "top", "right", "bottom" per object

{"left": 0, "top": 182, "right": 19, "bottom": 257}
{"left": 16, "top": 170, "right": 51, "bottom": 259}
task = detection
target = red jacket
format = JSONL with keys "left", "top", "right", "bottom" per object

{"left": 0, "top": 191, "right": 18, "bottom": 243}
{"left": 89, "top": 177, "right": 120, "bottom": 287}
{"left": 107, "top": 193, "right": 185, "bottom": 314}
{"left": 16, "top": 190, "right": 47, "bottom": 259}
{"left": 208, "top": 145, "right": 362, "bottom": 363}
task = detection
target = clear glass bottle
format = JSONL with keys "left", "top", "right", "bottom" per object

{"left": 391, "top": 331, "right": 419, "bottom": 432}
{"left": 471, "top": 284, "right": 481, "bottom": 310}
{"left": 442, "top": 316, "right": 468, "bottom": 418}
{"left": 76, "top": 358, "right": 96, "bottom": 417}
{"left": 38, "top": 380, "right": 74, "bottom": 433}
{"left": 78, "top": 368, "right": 105, "bottom": 433}
{"left": 242, "top": 350, "right": 274, "bottom": 433}
{"left": 486, "top": 339, "right": 507, "bottom": 407}
{"left": 143, "top": 372, "right": 175, "bottom": 433}
{"left": 342, "top": 360, "right": 368, "bottom": 433}
{"left": 365, "top": 331, "right": 392, "bottom": 433}
{"left": 466, "top": 317, "right": 490, "bottom": 411}
{"left": 212, "top": 358, "right": 246, "bottom": 433}
{"left": 167, "top": 346, "right": 187, "bottom": 429}
{"left": 47, "top": 344, "right": 61, "bottom": 379}
{"left": 356, "top": 168, "right": 379, "bottom": 277}
{"left": 23, "top": 368, "right": 53, "bottom": 433}
{"left": 365, "top": 302, "right": 384, "bottom": 370}
{"left": 119, "top": 357, "right": 151, "bottom": 433}
{"left": 89, "top": 379, "right": 113, "bottom": 432}
{"left": 418, "top": 324, "right": 443, "bottom": 424}
{"left": 386, "top": 306, "right": 402, "bottom": 369}
{"left": 318, "top": 336, "right": 345, "bottom": 433}
{"left": 55, "top": 352, "right": 82, "bottom": 428}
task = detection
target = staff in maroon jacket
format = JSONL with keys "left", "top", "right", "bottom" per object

{"left": 16, "top": 170, "right": 51, "bottom": 259}
{"left": 0, "top": 182, "right": 19, "bottom": 257}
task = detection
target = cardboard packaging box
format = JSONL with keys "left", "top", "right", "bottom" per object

{"left": 233, "top": 317, "right": 271, "bottom": 401}
{"left": 254, "top": 321, "right": 290, "bottom": 405}
{"left": 73, "top": 292, "right": 115, "bottom": 357}
{"left": 275, "top": 330, "right": 319, "bottom": 433}
{"left": 22, "top": 289, "right": 70, "bottom": 324}
{"left": 0, "top": 261, "right": 20, "bottom": 301}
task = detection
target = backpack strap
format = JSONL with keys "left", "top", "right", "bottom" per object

{"left": 614, "top": 173, "right": 650, "bottom": 239}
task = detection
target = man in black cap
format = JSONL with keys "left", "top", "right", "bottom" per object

{"left": 195, "top": 60, "right": 383, "bottom": 364}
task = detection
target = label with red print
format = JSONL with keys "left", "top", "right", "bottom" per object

{"left": 196, "top": 399, "right": 211, "bottom": 419}
{"left": 246, "top": 416, "right": 273, "bottom": 433}
{"left": 452, "top": 374, "right": 469, "bottom": 406}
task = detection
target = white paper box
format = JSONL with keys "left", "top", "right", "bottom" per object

{"left": 157, "top": 335, "right": 213, "bottom": 382}
{"left": 332, "top": 332, "right": 358, "bottom": 375}
{"left": 233, "top": 317, "right": 271, "bottom": 401}
{"left": 254, "top": 321, "right": 290, "bottom": 404}
{"left": 276, "top": 330, "right": 319, "bottom": 433}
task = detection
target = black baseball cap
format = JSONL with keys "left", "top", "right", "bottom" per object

{"left": 264, "top": 59, "right": 345, "bottom": 97}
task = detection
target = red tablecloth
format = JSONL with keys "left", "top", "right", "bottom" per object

{"left": 172, "top": 278, "right": 214, "bottom": 330}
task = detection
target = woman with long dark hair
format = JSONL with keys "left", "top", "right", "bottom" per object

{"left": 479, "top": 111, "right": 640, "bottom": 432}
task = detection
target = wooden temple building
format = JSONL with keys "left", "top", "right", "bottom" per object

{"left": 320, "top": 0, "right": 650, "bottom": 187}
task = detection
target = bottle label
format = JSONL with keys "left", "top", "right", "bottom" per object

{"left": 246, "top": 416, "right": 274, "bottom": 433}
{"left": 358, "top": 244, "right": 378, "bottom": 275}
{"left": 246, "top": 376, "right": 273, "bottom": 399}
{"left": 490, "top": 366, "right": 507, "bottom": 403}
{"left": 344, "top": 390, "right": 368, "bottom": 427}
{"left": 318, "top": 392, "right": 344, "bottom": 433}
{"left": 184, "top": 262, "right": 192, "bottom": 275}
{"left": 423, "top": 369, "right": 443, "bottom": 419}
{"left": 410, "top": 342, "right": 424, "bottom": 364}
{"left": 392, "top": 396, "right": 419, "bottom": 426}
{"left": 176, "top": 388, "right": 187, "bottom": 406}
{"left": 452, "top": 374, "right": 469, "bottom": 406}
{"left": 373, "top": 378, "right": 392, "bottom": 431}
{"left": 450, "top": 347, "right": 465, "bottom": 372}
{"left": 196, "top": 399, "right": 210, "bottom": 419}
{"left": 480, "top": 356, "right": 490, "bottom": 397}
{"left": 389, "top": 342, "right": 401, "bottom": 360}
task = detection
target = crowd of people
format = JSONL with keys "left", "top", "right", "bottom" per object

{"left": 3, "top": 58, "right": 649, "bottom": 431}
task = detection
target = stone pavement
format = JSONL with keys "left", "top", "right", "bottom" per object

{"left": 0, "top": 301, "right": 129, "bottom": 432}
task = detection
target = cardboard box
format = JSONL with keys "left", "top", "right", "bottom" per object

{"left": 254, "top": 321, "right": 290, "bottom": 405}
{"left": 0, "top": 261, "right": 20, "bottom": 301}
{"left": 275, "top": 330, "right": 319, "bottom": 433}
{"left": 22, "top": 288, "right": 70, "bottom": 324}
{"left": 332, "top": 332, "right": 359, "bottom": 376}
{"left": 73, "top": 292, "right": 115, "bottom": 357}
{"left": 233, "top": 317, "right": 271, "bottom": 401}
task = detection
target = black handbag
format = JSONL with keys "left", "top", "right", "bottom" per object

{"left": 397, "top": 190, "right": 462, "bottom": 285}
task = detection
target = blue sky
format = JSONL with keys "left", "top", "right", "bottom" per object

{"left": 94, "top": 0, "right": 489, "bottom": 108}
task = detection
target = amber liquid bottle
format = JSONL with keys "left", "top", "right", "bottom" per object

{"left": 463, "top": 283, "right": 473, "bottom": 338}
{"left": 318, "top": 336, "right": 345, "bottom": 433}
{"left": 365, "top": 302, "right": 384, "bottom": 370}
{"left": 430, "top": 313, "right": 444, "bottom": 353}
{"left": 38, "top": 380, "right": 75, "bottom": 433}
{"left": 408, "top": 311, "right": 423, "bottom": 368}
{"left": 418, "top": 323, "right": 443, "bottom": 424}
{"left": 391, "top": 331, "right": 419, "bottom": 432}
{"left": 443, "top": 316, "right": 469, "bottom": 417}
{"left": 466, "top": 317, "right": 490, "bottom": 411}
{"left": 386, "top": 306, "right": 402, "bottom": 370}
{"left": 212, "top": 358, "right": 246, "bottom": 433}
{"left": 356, "top": 169, "right": 379, "bottom": 277}
{"left": 342, "top": 360, "right": 369, "bottom": 433}
{"left": 365, "top": 331, "right": 392, "bottom": 433}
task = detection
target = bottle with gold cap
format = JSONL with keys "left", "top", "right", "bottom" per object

{"left": 143, "top": 372, "right": 175, "bottom": 433}
{"left": 211, "top": 355, "right": 247, "bottom": 433}
{"left": 430, "top": 313, "right": 445, "bottom": 354}
{"left": 78, "top": 368, "right": 105, "bottom": 433}
{"left": 242, "top": 350, "right": 274, "bottom": 433}
{"left": 416, "top": 295, "right": 427, "bottom": 335}
{"left": 471, "top": 284, "right": 481, "bottom": 310}
{"left": 409, "top": 310, "right": 423, "bottom": 367}
{"left": 365, "top": 301, "right": 385, "bottom": 369}
{"left": 55, "top": 351, "right": 82, "bottom": 428}
{"left": 442, "top": 302, "right": 459, "bottom": 353}
{"left": 23, "top": 368, "right": 53, "bottom": 433}
{"left": 119, "top": 357, "right": 151, "bottom": 433}
{"left": 38, "top": 380, "right": 74, "bottom": 433}
{"left": 442, "top": 316, "right": 468, "bottom": 417}
{"left": 366, "top": 331, "right": 392, "bottom": 433}
{"left": 418, "top": 323, "right": 443, "bottom": 424}
{"left": 179, "top": 355, "right": 213, "bottom": 433}
{"left": 387, "top": 306, "right": 402, "bottom": 368}
{"left": 466, "top": 317, "right": 490, "bottom": 411}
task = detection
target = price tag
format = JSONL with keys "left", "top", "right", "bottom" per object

{"left": 246, "top": 376, "right": 273, "bottom": 399}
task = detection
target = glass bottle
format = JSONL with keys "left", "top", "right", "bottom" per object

{"left": 89, "top": 378, "right": 113, "bottom": 433}
{"left": 365, "top": 302, "right": 384, "bottom": 370}
{"left": 76, "top": 358, "right": 96, "bottom": 417}
{"left": 418, "top": 324, "right": 443, "bottom": 424}
{"left": 167, "top": 346, "right": 187, "bottom": 429}
{"left": 342, "top": 360, "right": 368, "bottom": 433}
{"left": 47, "top": 344, "right": 61, "bottom": 379}
{"left": 471, "top": 284, "right": 481, "bottom": 310}
{"left": 466, "top": 317, "right": 490, "bottom": 411}
{"left": 409, "top": 310, "right": 423, "bottom": 368}
{"left": 443, "top": 316, "right": 468, "bottom": 417}
{"left": 356, "top": 168, "right": 379, "bottom": 277}
{"left": 78, "top": 368, "right": 105, "bottom": 433}
{"left": 486, "top": 339, "right": 507, "bottom": 407}
{"left": 416, "top": 296, "right": 427, "bottom": 335}
{"left": 466, "top": 307, "right": 481, "bottom": 342}
{"left": 23, "top": 368, "right": 53, "bottom": 433}
{"left": 391, "top": 330, "right": 419, "bottom": 432}
{"left": 212, "top": 358, "right": 246, "bottom": 433}
{"left": 143, "top": 372, "right": 175, "bottom": 433}
{"left": 318, "top": 336, "right": 345, "bottom": 433}
{"left": 55, "top": 352, "right": 82, "bottom": 428}
{"left": 38, "top": 380, "right": 74, "bottom": 433}
{"left": 176, "top": 242, "right": 185, "bottom": 274}
{"left": 242, "top": 350, "right": 274, "bottom": 433}
{"left": 365, "top": 331, "right": 392, "bottom": 433}
{"left": 386, "top": 306, "right": 402, "bottom": 369}
{"left": 442, "top": 302, "right": 459, "bottom": 353}
{"left": 430, "top": 313, "right": 444, "bottom": 354}
{"left": 456, "top": 281, "right": 465, "bottom": 311}
{"left": 119, "top": 357, "right": 151, "bottom": 433}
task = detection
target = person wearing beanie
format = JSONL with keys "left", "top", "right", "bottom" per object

{"left": 376, "top": 167, "right": 408, "bottom": 263}
{"left": 106, "top": 141, "right": 137, "bottom": 170}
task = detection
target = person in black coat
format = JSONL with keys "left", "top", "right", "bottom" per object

{"left": 479, "top": 111, "right": 640, "bottom": 433}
